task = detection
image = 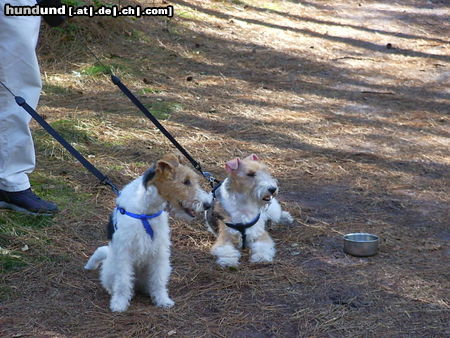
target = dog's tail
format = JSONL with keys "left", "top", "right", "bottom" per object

{"left": 204, "top": 209, "right": 218, "bottom": 237}
{"left": 84, "top": 245, "right": 109, "bottom": 270}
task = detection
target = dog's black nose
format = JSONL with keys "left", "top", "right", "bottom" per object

{"left": 268, "top": 187, "right": 277, "bottom": 195}
{"left": 203, "top": 202, "right": 212, "bottom": 210}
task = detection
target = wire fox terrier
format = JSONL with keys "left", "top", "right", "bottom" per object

{"left": 85, "top": 153, "right": 212, "bottom": 312}
{"left": 206, "top": 154, "right": 293, "bottom": 267}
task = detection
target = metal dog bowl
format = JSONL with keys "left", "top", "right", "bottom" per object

{"left": 343, "top": 233, "right": 379, "bottom": 257}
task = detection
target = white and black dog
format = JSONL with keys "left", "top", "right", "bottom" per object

{"left": 85, "top": 153, "right": 212, "bottom": 312}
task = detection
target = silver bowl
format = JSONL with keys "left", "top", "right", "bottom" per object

{"left": 343, "top": 233, "right": 379, "bottom": 257}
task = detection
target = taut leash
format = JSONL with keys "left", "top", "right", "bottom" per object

{"left": 79, "top": 37, "right": 220, "bottom": 187}
{"left": 0, "top": 80, "right": 120, "bottom": 196}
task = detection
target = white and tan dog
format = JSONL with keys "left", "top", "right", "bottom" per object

{"left": 206, "top": 154, "right": 293, "bottom": 267}
{"left": 85, "top": 153, "right": 212, "bottom": 312}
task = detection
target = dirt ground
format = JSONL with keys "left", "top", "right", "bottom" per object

{"left": 1, "top": 0, "right": 449, "bottom": 337}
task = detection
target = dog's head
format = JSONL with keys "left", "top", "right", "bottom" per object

{"left": 146, "top": 153, "right": 212, "bottom": 220}
{"left": 225, "top": 154, "right": 278, "bottom": 204}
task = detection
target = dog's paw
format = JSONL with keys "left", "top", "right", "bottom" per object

{"left": 156, "top": 297, "right": 175, "bottom": 308}
{"left": 250, "top": 253, "right": 274, "bottom": 263}
{"left": 216, "top": 256, "right": 240, "bottom": 267}
{"left": 84, "top": 263, "right": 94, "bottom": 270}
{"left": 110, "top": 298, "right": 130, "bottom": 312}
{"left": 280, "top": 211, "right": 294, "bottom": 224}
{"left": 84, "top": 261, "right": 98, "bottom": 270}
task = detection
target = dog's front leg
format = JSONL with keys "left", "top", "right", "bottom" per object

{"left": 267, "top": 198, "right": 294, "bottom": 225}
{"left": 249, "top": 231, "right": 275, "bottom": 263}
{"left": 109, "top": 253, "right": 135, "bottom": 312}
{"left": 85, "top": 245, "right": 109, "bottom": 270}
{"left": 147, "top": 247, "right": 174, "bottom": 308}
{"left": 211, "top": 231, "right": 241, "bottom": 267}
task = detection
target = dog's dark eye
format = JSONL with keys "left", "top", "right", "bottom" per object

{"left": 183, "top": 179, "right": 191, "bottom": 185}
{"left": 247, "top": 172, "right": 256, "bottom": 177}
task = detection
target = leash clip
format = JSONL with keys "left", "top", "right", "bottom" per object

{"left": 202, "top": 171, "right": 215, "bottom": 182}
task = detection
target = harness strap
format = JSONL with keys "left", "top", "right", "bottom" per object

{"left": 116, "top": 207, "right": 163, "bottom": 239}
{"left": 225, "top": 213, "right": 261, "bottom": 249}
{"left": 211, "top": 180, "right": 223, "bottom": 199}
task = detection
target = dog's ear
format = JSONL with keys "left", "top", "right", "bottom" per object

{"left": 142, "top": 166, "right": 156, "bottom": 187}
{"left": 160, "top": 153, "right": 180, "bottom": 167}
{"left": 244, "top": 154, "right": 259, "bottom": 161}
{"left": 156, "top": 153, "right": 179, "bottom": 178}
{"left": 172, "top": 150, "right": 188, "bottom": 165}
{"left": 225, "top": 158, "right": 240, "bottom": 173}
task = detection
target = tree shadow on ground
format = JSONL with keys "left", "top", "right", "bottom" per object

{"left": 231, "top": 0, "right": 450, "bottom": 44}
{"left": 173, "top": 0, "right": 450, "bottom": 62}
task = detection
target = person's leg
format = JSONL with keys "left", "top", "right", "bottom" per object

{"left": 0, "top": 1, "right": 57, "bottom": 215}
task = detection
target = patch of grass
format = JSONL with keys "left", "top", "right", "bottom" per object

{"left": 62, "top": 0, "right": 86, "bottom": 6}
{"left": 108, "top": 164, "right": 126, "bottom": 171}
{"left": 177, "top": 10, "right": 199, "bottom": 20}
{"left": 212, "top": 0, "right": 246, "bottom": 6}
{"left": 42, "top": 119, "right": 96, "bottom": 145}
{"left": 0, "top": 213, "right": 53, "bottom": 232}
{"left": 144, "top": 101, "right": 183, "bottom": 120}
{"left": 30, "top": 172, "right": 92, "bottom": 215}
{"left": 0, "top": 172, "right": 93, "bottom": 276}
{"left": 261, "top": 1, "right": 283, "bottom": 11}
{"left": 81, "top": 63, "right": 112, "bottom": 76}
{"left": 42, "top": 83, "right": 73, "bottom": 96}
{"left": 33, "top": 118, "right": 124, "bottom": 162}
{"left": 139, "top": 87, "right": 162, "bottom": 95}
{"left": 0, "top": 285, "right": 14, "bottom": 301}
{"left": 81, "top": 61, "right": 134, "bottom": 77}
{"left": 127, "top": 29, "right": 151, "bottom": 42}
{"left": 0, "top": 248, "right": 27, "bottom": 273}
{"left": 134, "top": 161, "right": 151, "bottom": 169}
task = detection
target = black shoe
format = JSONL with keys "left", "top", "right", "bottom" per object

{"left": 0, "top": 188, "right": 58, "bottom": 216}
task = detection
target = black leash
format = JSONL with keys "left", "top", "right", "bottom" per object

{"left": 110, "top": 75, "right": 215, "bottom": 183}
{"left": 0, "top": 81, "right": 120, "bottom": 196}
{"left": 79, "top": 37, "right": 220, "bottom": 187}
{"left": 1, "top": 25, "right": 220, "bottom": 195}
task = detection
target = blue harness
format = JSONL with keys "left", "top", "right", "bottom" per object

{"left": 115, "top": 207, "right": 163, "bottom": 239}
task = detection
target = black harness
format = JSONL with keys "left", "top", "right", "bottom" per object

{"left": 212, "top": 180, "right": 260, "bottom": 249}
{"left": 225, "top": 213, "right": 261, "bottom": 249}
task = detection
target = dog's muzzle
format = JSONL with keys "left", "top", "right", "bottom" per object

{"left": 262, "top": 186, "right": 278, "bottom": 201}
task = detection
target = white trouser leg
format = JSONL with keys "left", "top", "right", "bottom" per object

{"left": 0, "top": 1, "right": 41, "bottom": 192}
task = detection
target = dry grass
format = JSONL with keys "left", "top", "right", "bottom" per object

{"left": 1, "top": 0, "right": 449, "bottom": 336}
